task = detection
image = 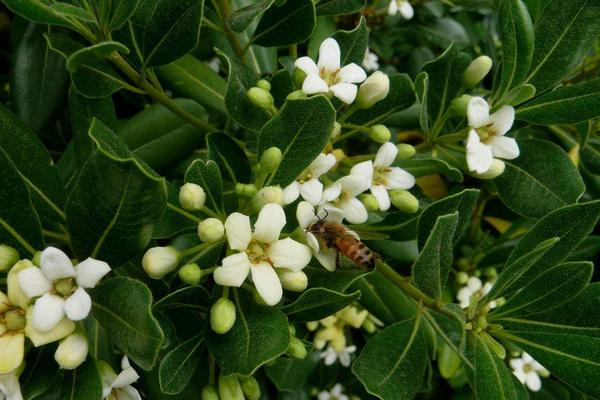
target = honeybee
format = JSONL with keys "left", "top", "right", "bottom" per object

{"left": 308, "top": 212, "right": 377, "bottom": 269}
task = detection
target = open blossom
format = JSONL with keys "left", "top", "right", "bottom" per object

{"left": 466, "top": 97, "right": 519, "bottom": 174}
{"left": 283, "top": 153, "right": 337, "bottom": 205}
{"left": 350, "top": 142, "right": 415, "bottom": 211}
{"left": 17, "top": 247, "right": 110, "bottom": 333}
{"left": 510, "top": 352, "right": 549, "bottom": 392}
{"left": 318, "top": 384, "right": 349, "bottom": 400}
{"left": 0, "top": 371, "right": 22, "bottom": 400}
{"left": 456, "top": 276, "right": 496, "bottom": 308}
{"left": 363, "top": 50, "right": 379, "bottom": 72}
{"left": 322, "top": 175, "right": 371, "bottom": 224}
{"left": 214, "top": 204, "right": 311, "bottom": 306}
{"left": 295, "top": 38, "right": 367, "bottom": 104}
{"left": 101, "top": 356, "right": 141, "bottom": 400}
{"left": 388, "top": 0, "right": 414, "bottom": 19}
{"left": 320, "top": 345, "right": 357, "bottom": 367}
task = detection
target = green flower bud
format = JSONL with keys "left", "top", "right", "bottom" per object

{"left": 240, "top": 376, "right": 261, "bottom": 400}
{"left": 462, "top": 56, "right": 493, "bottom": 88}
{"left": 288, "top": 324, "right": 296, "bottom": 336}
{"left": 396, "top": 143, "right": 416, "bottom": 160}
{"left": 178, "top": 263, "right": 203, "bottom": 285}
{"left": 455, "top": 271, "right": 469, "bottom": 285}
{"left": 450, "top": 94, "right": 474, "bottom": 116}
{"left": 293, "top": 68, "right": 307, "bottom": 88}
{"left": 356, "top": 71, "right": 390, "bottom": 109}
{"left": 390, "top": 190, "right": 419, "bottom": 213}
{"left": 330, "top": 121, "right": 341, "bottom": 139}
{"left": 202, "top": 384, "right": 220, "bottom": 400}
{"left": 142, "top": 246, "right": 180, "bottom": 279}
{"left": 32, "top": 251, "right": 42, "bottom": 267}
{"left": 456, "top": 258, "right": 470, "bottom": 271}
{"left": 483, "top": 266, "right": 498, "bottom": 280}
{"left": 211, "top": 298, "right": 236, "bottom": 334}
{"left": 218, "top": 375, "right": 244, "bottom": 400}
{"left": 235, "top": 183, "right": 258, "bottom": 197}
{"left": 198, "top": 218, "right": 225, "bottom": 243}
{"left": 0, "top": 245, "right": 19, "bottom": 272}
{"left": 247, "top": 87, "right": 274, "bottom": 110}
{"left": 331, "top": 149, "right": 345, "bottom": 163}
{"left": 306, "top": 321, "right": 319, "bottom": 331}
{"left": 362, "top": 319, "right": 376, "bottom": 333}
{"left": 472, "top": 159, "right": 505, "bottom": 180}
{"left": 256, "top": 79, "right": 271, "bottom": 91}
{"left": 287, "top": 336, "right": 307, "bottom": 359}
{"left": 252, "top": 186, "right": 283, "bottom": 210}
{"left": 179, "top": 183, "right": 206, "bottom": 211}
{"left": 286, "top": 89, "right": 306, "bottom": 101}
{"left": 259, "top": 147, "right": 282, "bottom": 173}
{"left": 4, "top": 309, "right": 26, "bottom": 331}
{"left": 54, "top": 330, "right": 88, "bottom": 370}
{"left": 369, "top": 124, "right": 392, "bottom": 143}
{"left": 277, "top": 270, "right": 308, "bottom": 292}
{"left": 359, "top": 194, "right": 380, "bottom": 212}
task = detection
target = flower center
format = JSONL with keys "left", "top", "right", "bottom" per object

{"left": 246, "top": 240, "right": 270, "bottom": 264}
{"left": 373, "top": 167, "right": 390, "bottom": 186}
{"left": 297, "top": 171, "right": 313, "bottom": 184}
{"left": 321, "top": 68, "right": 341, "bottom": 86}
{"left": 55, "top": 277, "right": 76, "bottom": 297}
{"left": 476, "top": 123, "right": 496, "bottom": 143}
{"left": 523, "top": 363, "right": 534, "bottom": 374}
{"left": 0, "top": 307, "right": 26, "bottom": 333}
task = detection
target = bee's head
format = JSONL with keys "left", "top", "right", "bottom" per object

{"left": 308, "top": 208, "right": 328, "bottom": 233}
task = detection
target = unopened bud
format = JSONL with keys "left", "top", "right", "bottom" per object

{"left": 456, "top": 258, "right": 470, "bottom": 271}
{"left": 473, "top": 159, "right": 505, "bottom": 180}
{"left": 277, "top": 270, "right": 308, "bottom": 292}
{"left": 288, "top": 324, "right": 296, "bottom": 336}
{"left": 247, "top": 87, "right": 274, "bottom": 109}
{"left": 252, "top": 186, "right": 283, "bottom": 210}
{"left": 259, "top": 147, "right": 282, "bottom": 173}
{"left": 331, "top": 149, "right": 345, "bottom": 163}
{"left": 450, "top": 95, "right": 474, "bottom": 116}
{"left": 331, "top": 122, "right": 341, "bottom": 139}
{"left": 306, "top": 321, "right": 319, "bottom": 331}
{"left": 142, "top": 246, "right": 180, "bottom": 279}
{"left": 32, "top": 251, "right": 42, "bottom": 267}
{"left": 198, "top": 218, "right": 225, "bottom": 243}
{"left": 235, "top": 183, "right": 258, "bottom": 197}
{"left": 356, "top": 71, "right": 390, "bottom": 109}
{"left": 362, "top": 319, "right": 376, "bottom": 333}
{"left": 462, "top": 56, "right": 492, "bottom": 88}
{"left": 178, "top": 263, "right": 203, "bottom": 285}
{"left": 55, "top": 330, "right": 88, "bottom": 370}
{"left": 256, "top": 79, "right": 271, "bottom": 91}
{"left": 286, "top": 89, "right": 306, "bottom": 101}
{"left": 359, "top": 194, "right": 379, "bottom": 212}
{"left": 0, "top": 245, "right": 19, "bottom": 272}
{"left": 211, "top": 298, "right": 236, "bottom": 334}
{"left": 179, "top": 183, "right": 206, "bottom": 211}
{"left": 455, "top": 271, "right": 469, "bottom": 285}
{"left": 293, "top": 68, "right": 307, "bottom": 87}
{"left": 202, "top": 384, "right": 220, "bottom": 400}
{"left": 396, "top": 143, "right": 416, "bottom": 160}
{"left": 483, "top": 266, "right": 498, "bottom": 280}
{"left": 390, "top": 190, "right": 419, "bottom": 213}
{"left": 287, "top": 336, "right": 307, "bottom": 359}
{"left": 218, "top": 375, "right": 244, "bottom": 400}
{"left": 369, "top": 124, "right": 391, "bottom": 143}
{"left": 240, "top": 376, "right": 260, "bottom": 400}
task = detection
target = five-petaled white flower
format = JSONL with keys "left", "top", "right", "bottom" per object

{"left": 466, "top": 97, "right": 519, "bottom": 174}
{"left": 321, "top": 175, "right": 371, "bottom": 224}
{"left": 456, "top": 276, "right": 496, "bottom": 308}
{"left": 510, "top": 352, "right": 549, "bottom": 392}
{"left": 0, "top": 371, "right": 22, "bottom": 400}
{"left": 320, "top": 345, "right": 357, "bottom": 367}
{"left": 283, "top": 153, "right": 337, "bottom": 206}
{"left": 317, "top": 383, "right": 349, "bottom": 400}
{"left": 101, "top": 356, "right": 141, "bottom": 400}
{"left": 295, "top": 38, "right": 367, "bottom": 104}
{"left": 388, "top": 0, "right": 414, "bottom": 19}
{"left": 350, "top": 142, "right": 416, "bottom": 211}
{"left": 17, "top": 247, "right": 110, "bottom": 333}
{"left": 214, "top": 203, "right": 312, "bottom": 306}
{"left": 363, "top": 50, "right": 379, "bottom": 72}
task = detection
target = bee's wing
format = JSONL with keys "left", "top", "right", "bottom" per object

{"left": 348, "top": 229, "right": 390, "bottom": 240}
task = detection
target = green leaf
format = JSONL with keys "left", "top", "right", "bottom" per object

{"left": 500, "top": 83, "right": 536, "bottom": 107}
{"left": 2, "top": 0, "right": 72, "bottom": 26}
{"left": 259, "top": 96, "right": 336, "bottom": 187}
{"left": 413, "top": 213, "right": 459, "bottom": 299}
{"left": 152, "top": 183, "right": 197, "bottom": 239}
{"left": 331, "top": 16, "right": 368, "bottom": 66}
{"left": 525, "top": 0, "right": 600, "bottom": 93}
{"left": 252, "top": 0, "right": 316, "bottom": 47}
{"left": 354, "top": 212, "right": 419, "bottom": 242}
{"left": 207, "top": 289, "right": 290, "bottom": 376}
{"left": 265, "top": 353, "right": 320, "bottom": 391}
{"left": 90, "top": 277, "right": 164, "bottom": 370}
{"left": 353, "top": 316, "right": 428, "bottom": 400}
{"left": 59, "top": 358, "right": 103, "bottom": 400}
{"left": 493, "top": 139, "right": 585, "bottom": 218}
{"left": 414, "top": 72, "right": 430, "bottom": 133}
{"left": 67, "top": 41, "right": 130, "bottom": 72}
{"left": 21, "top": 346, "right": 61, "bottom": 400}
{"left": 184, "top": 159, "right": 224, "bottom": 214}
{"left": 317, "top": 0, "right": 365, "bottom": 15}
{"left": 66, "top": 119, "right": 167, "bottom": 265}
{"left": 396, "top": 157, "right": 463, "bottom": 182}
{"left": 417, "top": 18, "right": 470, "bottom": 49}
{"left": 50, "top": 2, "right": 95, "bottom": 22}
{"left": 107, "top": 0, "right": 141, "bottom": 29}
{"left": 494, "top": 0, "right": 534, "bottom": 99}
{"left": 154, "top": 285, "right": 210, "bottom": 310}
{"left": 11, "top": 23, "right": 69, "bottom": 134}
{"left": 283, "top": 288, "right": 360, "bottom": 322}
{"left": 516, "top": 78, "right": 600, "bottom": 124}
{"left": 159, "top": 334, "right": 204, "bottom": 394}
{"left": 207, "top": 131, "right": 251, "bottom": 184}
{"left": 227, "top": 0, "right": 274, "bottom": 32}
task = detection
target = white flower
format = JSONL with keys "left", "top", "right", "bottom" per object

{"left": 295, "top": 38, "right": 367, "bottom": 104}
{"left": 213, "top": 204, "right": 312, "bottom": 306}
{"left": 362, "top": 50, "right": 379, "bottom": 72}
{"left": 320, "top": 345, "right": 357, "bottom": 367}
{"left": 350, "top": 142, "right": 415, "bottom": 211}
{"left": 388, "top": 0, "right": 414, "bottom": 19}
{"left": 283, "top": 153, "right": 337, "bottom": 205}
{"left": 17, "top": 247, "right": 111, "bottom": 333}
{"left": 456, "top": 276, "right": 496, "bottom": 308}
{"left": 0, "top": 371, "right": 22, "bottom": 400}
{"left": 317, "top": 384, "right": 349, "bottom": 400}
{"left": 322, "top": 175, "right": 371, "bottom": 224}
{"left": 466, "top": 97, "right": 519, "bottom": 174}
{"left": 101, "top": 356, "right": 141, "bottom": 400}
{"left": 510, "top": 352, "right": 549, "bottom": 392}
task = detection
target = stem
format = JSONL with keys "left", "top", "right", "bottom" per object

{"left": 42, "top": 230, "right": 70, "bottom": 243}
{"left": 339, "top": 103, "right": 360, "bottom": 123}
{"left": 332, "top": 128, "right": 361, "bottom": 144}
{"left": 341, "top": 122, "right": 369, "bottom": 132}
{"left": 180, "top": 242, "right": 213, "bottom": 257}
{"left": 202, "top": 17, "right": 225, "bottom": 33}
{"left": 187, "top": 241, "right": 224, "bottom": 264}
{"left": 288, "top": 44, "right": 298, "bottom": 59}
{"left": 167, "top": 203, "right": 202, "bottom": 223}
{"left": 215, "top": 0, "right": 246, "bottom": 60}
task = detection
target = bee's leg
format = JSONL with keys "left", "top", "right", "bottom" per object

{"left": 335, "top": 252, "right": 341, "bottom": 269}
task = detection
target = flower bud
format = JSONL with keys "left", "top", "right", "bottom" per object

{"left": 288, "top": 324, "right": 296, "bottom": 336}
{"left": 32, "top": 251, "right": 42, "bottom": 267}
{"left": 256, "top": 79, "right": 271, "bottom": 91}
{"left": 259, "top": 147, "right": 282, "bottom": 173}
{"left": 450, "top": 94, "right": 474, "bottom": 116}
{"left": 483, "top": 266, "right": 498, "bottom": 280}
{"left": 178, "top": 263, "right": 203, "bottom": 285}
{"left": 356, "top": 71, "right": 390, "bottom": 109}
{"left": 198, "top": 218, "right": 225, "bottom": 243}
{"left": 277, "top": 270, "right": 308, "bottom": 292}
{"left": 202, "top": 384, "right": 220, "bottom": 400}
{"left": 390, "top": 190, "right": 419, "bottom": 213}
{"left": 462, "top": 56, "right": 493, "bottom": 88}
{"left": 330, "top": 122, "right": 341, "bottom": 139}
{"left": 4, "top": 309, "right": 25, "bottom": 331}
{"left": 306, "top": 321, "right": 319, "bottom": 331}
{"left": 455, "top": 271, "right": 469, "bottom": 285}
{"left": 247, "top": 87, "right": 274, "bottom": 110}
{"left": 218, "top": 375, "right": 244, "bottom": 400}
{"left": 54, "top": 330, "right": 88, "bottom": 370}
{"left": 396, "top": 143, "right": 416, "bottom": 160}
{"left": 359, "top": 194, "right": 379, "bottom": 212}
{"left": 252, "top": 186, "right": 283, "bottom": 210}
{"left": 287, "top": 336, "right": 307, "bottom": 359}
{"left": 456, "top": 258, "right": 470, "bottom": 271}
{"left": 0, "top": 245, "right": 19, "bottom": 272}
{"left": 235, "top": 183, "right": 258, "bottom": 197}
{"left": 331, "top": 149, "right": 346, "bottom": 163}
{"left": 473, "top": 159, "right": 505, "bottom": 179}
{"left": 293, "top": 68, "right": 307, "bottom": 87}
{"left": 368, "top": 124, "right": 391, "bottom": 143}
{"left": 286, "top": 89, "right": 306, "bottom": 101}
{"left": 240, "top": 376, "right": 260, "bottom": 400}
{"left": 179, "top": 183, "right": 206, "bottom": 211}
{"left": 210, "top": 298, "right": 236, "bottom": 334}
{"left": 142, "top": 246, "right": 180, "bottom": 279}
{"left": 362, "top": 319, "right": 376, "bottom": 333}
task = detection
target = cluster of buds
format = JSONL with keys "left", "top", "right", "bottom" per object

{"left": 247, "top": 79, "right": 276, "bottom": 115}
{"left": 202, "top": 374, "right": 260, "bottom": 400}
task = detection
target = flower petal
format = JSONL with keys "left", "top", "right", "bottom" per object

{"left": 112, "top": 367, "right": 140, "bottom": 388}
{"left": 64, "top": 287, "right": 92, "bottom": 321}
{"left": 374, "top": 142, "right": 398, "bottom": 167}
{"left": 225, "top": 212, "right": 252, "bottom": 251}
{"left": 323, "top": 183, "right": 342, "bottom": 202}
{"left": 250, "top": 262, "right": 282, "bottom": 306}
{"left": 349, "top": 161, "right": 374, "bottom": 183}
{"left": 467, "top": 97, "right": 490, "bottom": 128}
{"left": 297, "top": 201, "right": 317, "bottom": 229}
{"left": 40, "top": 247, "right": 75, "bottom": 281}
{"left": 388, "top": 0, "right": 398, "bottom": 15}
{"left": 399, "top": 1, "right": 414, "bottom": 19}
{"left": 467, "top": 276, "right": 483, "bottom": 291}
{"left": 466, "top": 130, "right": 493, "bottom": 174}
{"left": 306, "top": 232, "right": 320, "bottom": 253}
{"left": 294, "top": 56, "right": 319, "bottom": 76}
{"left": 74, "top": 258, "right": 111, "bottom": 289}
{"left": 282, "top": 182, "right": 300, "bottom": 205}
{"left": 268, "top": 238, "right": 312, "bottom": 271}
{"left": 302, "top": 74, "right": 329, "bottom": 95}
{"left": 0, "top": 334, "right": 24, "bottom": 374}
{"left": 32, "top": 294, "right": 66, "bottom": 333}
{"left": 340, "top": 197, "right": 368, "bottom": 224}
{"left": 300, "top": 179, "right": 324, "bottom": 206}
{"left": 488, "top": 136, "right": 520, "bottom": 160}
{"left": 213, "top": 253, "right": 251, "bottom": 287}
{"left": 118, "top": 386, "right": 143, "bottom": 400}
{"left": 253, "top": 203, "right": 286, "bottom": 244}
{"left": 317, "top": 38, "right": 341, "bottom": 75}
{"left": 308, "top": 153, "right": 336, "bottom": 177}
{"left": 17, "top": 267, "right": 52, "bottom": 298}
{"left": 371, "top": 185, "right": 391, "bottom": 211}
{"left": 385, "top": 167, "right": 416, "bottom": 189}
{"left": 315, "top": 246, "right": 338, "bottom": 271}
{"left": 337, "top": 63, "right": 367, "bottom": 84}
{"left": 338, "top": 175, "right": 370, "bottom": 197}
{"left": 25, "top": 309, "right": 75, "bottom": 347}
{"left": 525, "top": 372, "right": 542, "bottom": 392}
{"left": 329, "top": 83, "right": 358, "bottom": 104}
{"left": 489, "top": 105, "right": 515, "bottom": 136}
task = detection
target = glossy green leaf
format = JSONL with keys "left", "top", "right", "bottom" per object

{"left": 21, "top": 346, "right": 61, "bottom": 400}
{"left": 153, "top": 285, "right": 210, "bottom": 310}
{"left": 317, "top": 0, "right": 365, "bottom": 15}
{"left": 152, "top": 183, "right": 197, "bottom": 239}
{"left": 252, "top": 0, "right": 316, "bottom": 47}
{"left": 159, "top": 334, "right": 204, "bottom": 394}
{"left": 106, "top": 0, "right": 140, "bottom": 29}
{"left": 67, "top": 41, "right": 130, "bottom": 72}
{"left": 265, "top": 353, "right": 320, "bottom": 391}
{"left": 50, "top": 2, "right": 95, "bottom": 22}
{"left": 283, "top": 288, "right": 360, "bottom": 322}
{"left": 227, "top": 0, "right": 274, "bottom": 32}
{"left": 417, "top": 18, "right": 470, "bottom": 49}
{"left": 207, "top": 131, "right": 252, "bottom": 184}
{"left": 332, "top": 17, "right": 368, "bottom": 66}
{"left": 396, "top": 157, "right": 463, "bottom": 182}
{"left": 2, "top": 0, "right": 72, "bottom": 26}
{"left": 59, "top": 358, "right": 103, "bottom": 400}
{"left": 184, "top": 159, "right": 224, "bottom": 214}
